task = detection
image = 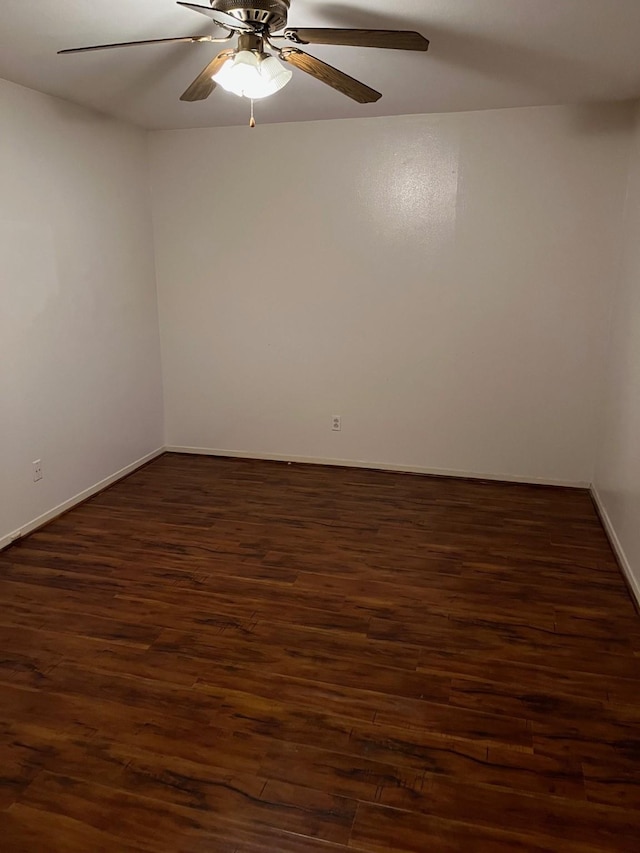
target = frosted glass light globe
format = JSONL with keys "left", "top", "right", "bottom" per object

{"left": 213, "top": 51, "right": 292, "bottom": 99}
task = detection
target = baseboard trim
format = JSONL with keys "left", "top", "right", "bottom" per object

{"left": 165, "top": 445, "right": 589, "bottom": 489}
{"left": 590, "top": 486, "right": 640, "bottom": 611}
{"left": 0, "top": 447, "right": 165, "bottom": 551}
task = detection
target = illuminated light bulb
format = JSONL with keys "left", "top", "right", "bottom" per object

{"left": 212, "top": 51, "right": 292, "bottom": 99}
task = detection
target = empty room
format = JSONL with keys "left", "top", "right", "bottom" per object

{"left": 2, "top": 0, "right": 640, "bottom": 850}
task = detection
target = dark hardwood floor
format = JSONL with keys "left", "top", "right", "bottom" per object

{"left": 1, "top": 453, "right": 639, "bottom": 851}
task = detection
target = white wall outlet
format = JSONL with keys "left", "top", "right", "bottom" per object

{"left": 332, "top": 415, "right": 342, "bottom": 432}
{"left": 33, "top": 459, "right": 43, "bottom": 482}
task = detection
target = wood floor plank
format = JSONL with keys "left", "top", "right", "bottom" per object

{"left": 376, "top": 774, "right": 640, "bottom": 851}
{"left": 0, "top": 804, "right": 147, "bottom": 853}
{"left": 350, "top": 803, "right": 602, "bottom": 853}
{"left": 19, "top": 768, "right": 357, "bottom": 849}
{"left": 1, "top": 453, "right": 638, "bottom": 851}
{"left": 448, "top": 675, "right": 608, "bottom": 723}
{"left": 583, "top": 760, "right": 640, "bottom": 810}
{"left": 417, "top": 647, "right": 638, "bottom": 704}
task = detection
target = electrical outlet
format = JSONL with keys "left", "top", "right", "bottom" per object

{"left": 332, "top": 415, "right": 342, "bottom": 432}
{"left": 33, "top": 459, "right": 43, "bottom": 482}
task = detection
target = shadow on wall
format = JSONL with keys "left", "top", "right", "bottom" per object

{"left": 565, "top": 101, "right": 637, "bottom": 135}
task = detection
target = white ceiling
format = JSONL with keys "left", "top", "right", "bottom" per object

{"left": 1, "top": 0, "right": 640, "bottom": 129}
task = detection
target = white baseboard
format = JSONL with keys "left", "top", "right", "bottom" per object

{"left": 590, "top": 486, "right": 640, "bottom": 609}
{"left": 1, "top": 443, "right": 592, "bottom": 554}
{"left": 0, "top": 447, "right": 165, "bottom": 551}
{"left": 165, "top": 445, "right": 589, "bottom": 488}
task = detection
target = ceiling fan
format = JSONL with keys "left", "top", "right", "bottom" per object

{"left": 59, "top": 1, "right": 429, "bottom": 114}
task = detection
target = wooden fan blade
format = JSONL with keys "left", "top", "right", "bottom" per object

{"left": 58, "top": 35, "right": 211, "bottom": 55}
{"left": 177, "top": 2, "right": 255, "bottom": 32}
{"left": 180, "top": 49, "right": 234, "bottom": 101}
{"left": 281, "top": 48, "right": 381, "bottom": 103}
{"left": 284, "top": 28, "right": 429, "bottom": 51}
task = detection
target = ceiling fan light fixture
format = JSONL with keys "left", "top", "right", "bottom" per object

{"left": 212, "top": 50, "right": 292, "bottom": 99}
{"left": 59, "top": 4, "right": 429, "bottom": 110}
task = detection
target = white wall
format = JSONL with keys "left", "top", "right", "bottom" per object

{"left": 594, "top": 101, "right": 640, "bottom": 598}
{"left": 0, "top": 79, "right": 164, "bottom": 547}
{"left": 150, "top": 104, "right": 631, "bottom": 485}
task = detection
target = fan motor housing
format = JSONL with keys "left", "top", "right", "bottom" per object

{"left": 212, "top": 0, "right": 290, "bottom": 32}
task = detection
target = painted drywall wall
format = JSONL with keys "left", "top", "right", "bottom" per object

{"left": 150, "top": 104, "right": 632, "bottom": 485}
{"left": 0, "top": 79, "right": 164, "bottom": 546}
{"left": 594, "top": 102, "right": 640, "bottom": 598}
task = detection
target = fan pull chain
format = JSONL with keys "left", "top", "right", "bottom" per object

{"left": 249, "top": 99, "right": 256, "bottom": 128}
